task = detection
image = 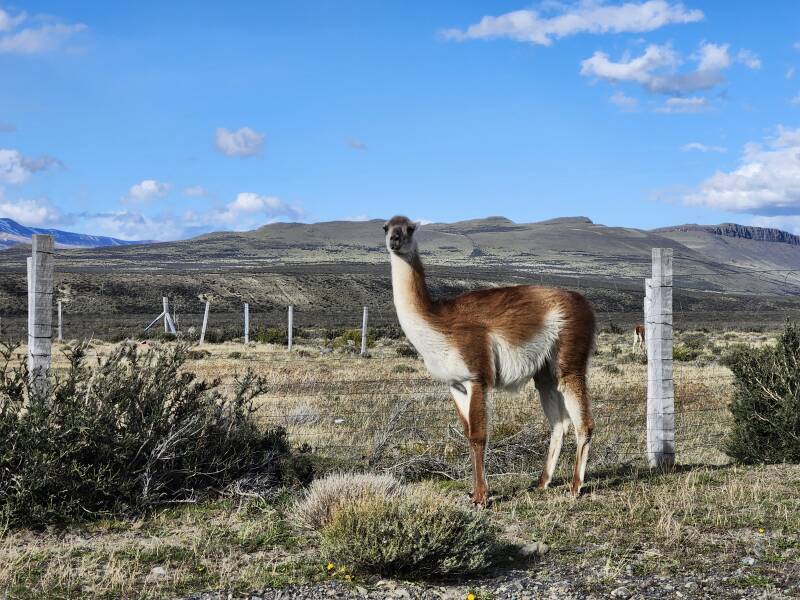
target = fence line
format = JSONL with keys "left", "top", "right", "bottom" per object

{"left": 16, "top": 234, "right": 782, "bottom": 473}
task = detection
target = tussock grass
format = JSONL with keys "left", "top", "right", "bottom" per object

{"left": 320, "top": 488, "right": 499, "bottom": 577}
{"left": 292, "top": 472, "right": 403, "bottom": 532}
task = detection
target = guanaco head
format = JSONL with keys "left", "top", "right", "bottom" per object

{"left": 383, "top": 215, "right": 420, "bottom": 257}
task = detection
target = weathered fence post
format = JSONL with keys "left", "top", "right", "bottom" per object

{"left": 646, "top": 248, "right": 675, "bottom": 468}
{"left": 244, "top": 302, "right": 250, "bottom": 344}
{"left": 163, "top": 297, "right": 169, "bottom": 333}
{"left": 161, "top": 297, "right": 176, "bottom": 334}
{"left": 57, "top": 299, "right": 63, "bottom": 342}
{"left": 200, "top": 300, "right": 210, "bottom": 344}
{"left": 288, "top": 305, "right": 294, "bottom": 351}
{"left": 360, "top": 306, "right": 369, "bottom": 356}
{"left": 27, "top": 234, "right": 54, "bottom": 396}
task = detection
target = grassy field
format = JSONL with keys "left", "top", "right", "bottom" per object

{"left": 2, "top": 328, "right": 798, "bottom": 598}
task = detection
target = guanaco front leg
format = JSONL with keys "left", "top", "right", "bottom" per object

{"left": 450, "top": 380, "right": 490, "bottom": 505}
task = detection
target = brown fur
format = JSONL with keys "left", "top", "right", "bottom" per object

{"left": 385, "top": 215, "right": 596, "bottom": 502}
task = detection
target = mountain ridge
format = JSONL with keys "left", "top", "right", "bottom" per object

{"left": 652, "top": 223, "right": 800, "bottom": 246}
{"left": 0, "top": 218, "right": 146, "bottom": 250}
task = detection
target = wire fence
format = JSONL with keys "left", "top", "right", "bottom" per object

{"left": 209, "top": 355, "right": 737, "bottom": 476}
{"left": 3, "top": 256, "right": 794, "bottom": 476}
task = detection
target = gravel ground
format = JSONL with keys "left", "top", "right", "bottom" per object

{"left": 186, "top": 564, "right": 797, "bottom": 600}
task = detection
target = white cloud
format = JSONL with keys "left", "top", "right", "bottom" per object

{"left": 736, "top": 48, "right": 760, "bottom": 70}
{"left": 581, "top": 43, "right": 678, "bottom": 84}
{"left": 609, "top": 90, "right": 639, "bottom": 110}
{"left": 685, "top": 126, "right": 800, "bottom": 214}
{"left": 215, "top": 192, "right": 301, "bottom": 226}
{"left": 794, "top": 41, "right": 800, "bottom": 51}
{"left": 682, "top": 142, "right": 726, "bottom": 153}
{"left": 123, "top": 179, "right": 171, "bottom": 202}
{"left": 0, "top": 8, "right": 26, "bottom": 33}
{"left": 656, "top": 96, "right": 708, "bottom": 113}
{"left": 0, "top": 7, "right": 86, "bottom": 55}
{"left": 0, "top": 148, "right": 61, "bottom": 184}
{"left": 215, "top": 127, "right": 265, "bottom": 157}
{"left": 347, "top": 139, "right": 367, "bottom": 150}
{"left": 792, "top": 93, "right": 800, "bottom": 106}
{"left": 581, "top": 42, "right": 732, "bottom": 96}
{"left": 74, "top": 211, "right": 185, "bottom": 241}
{"left": 442, "top": 0, "right": 702, "bottom": 46}
{"left": 183, "top": 185, "right": 208, "bottom": 197}
{"left": 0, "top": 195, "right": 61, "bottom": 226}
{"left": 787, "top": 66, "right": 796, "bottom": 80}
{"left": 750, "top": 215, "right": 800, "bottom": 235}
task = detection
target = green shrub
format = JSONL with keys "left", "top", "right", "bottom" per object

{"left": 331, "top": 329, "right": 374, "bottom": 350}
{"left": 395, "top": 344, "right": 418, "bottom": 358}
{"left": 0, "top": 342, "right": 294, "bottom": 526}
{"left": 254, "top": 326, "right": 290, "bottom": 345}
{"left": 673, "top": 344, "right": 700, "bottom": 361}
{"left": 681, "top": 332, "right": 707, "bottom": 351}
{"left": 719, "top": 342, "right": 751, "bottom": 368}
{"left": 201, "top": 326, "right": 240, "bottom": 344}
{"left": 725, "top": 322, "right": 800, "bottom": 464}
{"left": 392, "top": 364, "right": 416, "bottom": 374}
{"left": 604, "top": 321, "right": 624, "bottom": 334}
{"left": 320, "top": 490, "right": 498, "bottom": 577}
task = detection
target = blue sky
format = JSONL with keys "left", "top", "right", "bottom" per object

{"left": 0, "top": 1, "right": 799, "bottom": 240}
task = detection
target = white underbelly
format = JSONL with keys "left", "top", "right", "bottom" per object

{"left": 396, "top": 309, "right": 471, "bottom": 383}
{"left": 491, "top": 311, "right": 563, "bottom": 390}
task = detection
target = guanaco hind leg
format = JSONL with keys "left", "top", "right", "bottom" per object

{"left": 561, "top": 374, "right": 593, "bottom": 497}
{"left": 534, "top": 370, "right": 569, "bottom": 489}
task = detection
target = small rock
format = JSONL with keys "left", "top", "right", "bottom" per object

{"left": 355, "top": 586, "right": 368, "bottom": 596}
{"left": 610, "top": 586, "right": 632, "bottom": 598}
{"left": 146, "top": 566, "right": 167, "bottom": 582}
{"left": 741, "top": 556, "right": 756, "bottom": 566}
{"left": 520, "top": 541, "right": 549, "bottom": 557}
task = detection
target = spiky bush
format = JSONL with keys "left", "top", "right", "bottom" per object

{"left": 320, "top": 489, "right": 499, "bottom": 577}
{"left": 726, "top": 321, "right": 800, "bottom": 464}
{"left": 0, "top": 341, "right": 293, "bottom": 526}
{"left": 292, "top": 472, "right": 403, "bottom": 532}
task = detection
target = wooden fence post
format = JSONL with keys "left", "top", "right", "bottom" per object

{"left": 163, "top": 297, "right": 169, "bottom": 333}
{"left": 28, "top": 234, "right": 54, "bottom": 396}
{"left": 161, "top": 297, "right": 176, "bottom": 334}
{"left": 244, "top": 302, "right": 250, "bottom": 344}
{"left": 57, "top": 300, "right": 63, "bottom": 342}
{"left": 288, "top": 305, "right": 293, "bottom": 351}
{"left": 360, "top": 306, "right": 369, "bottom": 356}
{"left": 200, "top": 300, "right": 210, "bottom": 344}
{"left": 646, "top": 248, "right": 675, "bottom": 468}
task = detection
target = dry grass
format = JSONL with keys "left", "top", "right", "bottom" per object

{"left": 11, "top": 328, "right": 747, "bottom": 473}
{"left": 3, "top": 328, "right": 793, "bottom": 597}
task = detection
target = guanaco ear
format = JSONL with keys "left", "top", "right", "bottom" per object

{"left": 410, "top": 220, "right": 422, "bottom": 233}
{"left": 382, "top": 222, "right": 389, "bottom": 233}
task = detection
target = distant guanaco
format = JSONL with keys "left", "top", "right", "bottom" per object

{"left": 633, "top": 324, "right": 645, "bottom": 352}
{"left": 383, "top": 216, "right": 596, "bottom": 503}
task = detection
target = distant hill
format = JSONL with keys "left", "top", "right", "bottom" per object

{"left": 2, "top": 215, "right": 800, "bottom": 330}
{"left": 0, "top": 218, "right": 146, "bottom": 250}
{"left": 653, "top": 223, "right": 800, "bottom": 246}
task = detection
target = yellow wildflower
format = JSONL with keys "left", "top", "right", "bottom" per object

{"left": 759, "top": 528, "right": 766, "bottom": 534}
{"left": 467, "top": 593, "right": 476, "bottom": 600}
{"left": 326, "top": 562, "right": 335, "bottom": 571}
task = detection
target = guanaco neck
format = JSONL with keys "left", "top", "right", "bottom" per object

{"left": 389, "top": 246, "right": 433, "bottom": 314}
